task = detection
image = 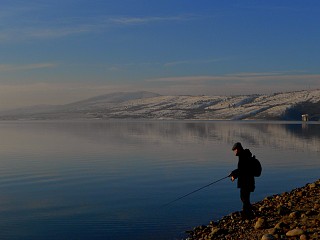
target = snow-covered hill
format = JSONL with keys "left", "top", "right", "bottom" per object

{"left": 1, "top": 89, "right": 320, "bottom": 121}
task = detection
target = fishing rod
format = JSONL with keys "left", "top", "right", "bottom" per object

{"left": 162, "top": 175, "right": 230, "bottom": 207}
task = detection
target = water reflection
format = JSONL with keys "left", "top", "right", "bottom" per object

{"left": 1, "top": 120, "right": 318, "bottom": 153}
{"left": 0, "top": 120, "right": 318, "bottom": 240}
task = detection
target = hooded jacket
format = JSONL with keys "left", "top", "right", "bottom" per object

{"left": 231, "top": 149, "right": 255, "bottom": 192}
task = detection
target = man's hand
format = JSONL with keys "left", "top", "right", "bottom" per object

{"left": 229, "top": 170, "right": 238, "bottom": 182}
{"left": 228, "top": 172, "right": 235, "bottom": 182}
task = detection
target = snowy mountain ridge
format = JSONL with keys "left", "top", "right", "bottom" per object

{"left": 1, "top": 89, "right": 320, "bottom": 121}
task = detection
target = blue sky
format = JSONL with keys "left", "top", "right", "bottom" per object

{"left": 0, "top": 0, "right": 319, "bottom": 109}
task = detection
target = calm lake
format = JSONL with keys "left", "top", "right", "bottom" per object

{"left": 0, "top": 120, "right": 319, "bottom": 240}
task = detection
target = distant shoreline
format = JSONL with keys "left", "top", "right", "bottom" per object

{"left": 0, "top": 118, "right": 320, "bottom": 124}
{"left": 0, "top": 89, "right": 319, "bottom": 121}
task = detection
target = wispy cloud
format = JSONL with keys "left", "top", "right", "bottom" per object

{"left": 148, "top": 71, "right": 320, "bottom": 84}
{"left": 0, "top": 10, "right": 197, "bottom": 42}
{"left": 164, "top": 58, "right": 226, "bottom": 67}
{"left": 225, "top": 71, "right": 308, "bottom": 78}
{"left": 109, "top": 15, "right": 194, "bottom": 25}
{"left": 106, "top": 58, "right": 223, "bottom": 71}
{"left": 0, "top": 63, "right": 56, "bottom": 72}
{"left": 0, "top": 21, "right": 100, "bottom": 42}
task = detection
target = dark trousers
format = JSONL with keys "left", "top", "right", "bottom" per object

{"left": 240, "top": 188, "right": 253, "bottom": 217}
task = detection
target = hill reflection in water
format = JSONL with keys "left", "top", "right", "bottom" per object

{"left": 0, "top": 120, "right": 318, "bottom": 240}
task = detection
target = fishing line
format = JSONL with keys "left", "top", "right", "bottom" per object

{"left": 162, "top": 175, "right": 229, "bottom": 207}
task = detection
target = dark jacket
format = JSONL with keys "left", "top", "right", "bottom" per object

{"left": 231, "top": 149, "right": 255, "bottom": 192}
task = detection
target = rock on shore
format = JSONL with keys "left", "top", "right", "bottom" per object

{"left": 186, "top": 179, "right": 320, "bottom": 240}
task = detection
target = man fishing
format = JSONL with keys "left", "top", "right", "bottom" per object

{"left": 163, "top": 142, "right": 261, "bottom": 209}
{"left": 230, "top": 142, "right": 255, "bottom": 219}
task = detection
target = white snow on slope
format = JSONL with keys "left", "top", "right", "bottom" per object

{"left": 0, "top": 89, "right": 319, "bottom": 120}
{"left": 85, "top": 89, "right": 320, "bottom": 120}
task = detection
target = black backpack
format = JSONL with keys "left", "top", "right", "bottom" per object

{"left": 252, "top": 155, "right": 262, "bottom": 177}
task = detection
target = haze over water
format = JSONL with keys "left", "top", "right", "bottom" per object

{"left": 0, "top": 120, "right": 319, "bottom": 240}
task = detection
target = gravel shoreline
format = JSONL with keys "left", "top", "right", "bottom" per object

{"left": 186, "top": 179, "right": 320, "bottom": 240}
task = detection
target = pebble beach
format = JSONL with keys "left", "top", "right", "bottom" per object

{"left": 186, "top": 179, "right": 320, "bottom": 240}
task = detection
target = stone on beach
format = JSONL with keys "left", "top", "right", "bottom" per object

{"left": 261, "top": 234, "right": 275, "bottom": 240}
{"left": 186, "top": 179, "right": 320, "bottom": 240}
{"left": 254, "top": 217, "right": 266, "bottom": 229}
{"left": 286, "top": 228, "right": 304, "bottom": 237}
